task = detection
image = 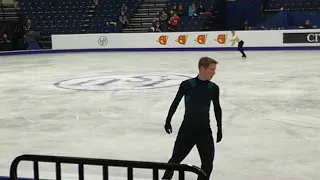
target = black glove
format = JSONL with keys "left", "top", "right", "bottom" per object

{"left": 164, "top": 123, "right": 172, "bottom": 134}
{"left": 216, "top": 126, "right": 222, "bottom": 143}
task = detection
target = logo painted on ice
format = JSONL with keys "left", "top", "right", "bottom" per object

{"left": 54, "top": 74, "right": 191, "bottom": 91}
{"left": 98, "top": 36, "right": 108, "bottom": 46}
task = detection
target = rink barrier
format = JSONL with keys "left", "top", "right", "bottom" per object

{"left": 0, "top": 29, "right": 319, "bottom": 56}
{"left": 0, "top": 45, "right": 319, "bottom": 57}
{"left": 9, "top": 154, "right": 208, "bottom": 180}
{"left": 51, "top": 29, "right": 320, "bottom": 50}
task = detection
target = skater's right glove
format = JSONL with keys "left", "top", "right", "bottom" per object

{"left": 164, "top": 123, "right": 172, "bottom": 134}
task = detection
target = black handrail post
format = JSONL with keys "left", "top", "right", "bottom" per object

{"left": 103, "top": 165, "right": 108, "bottom": 180}
{"left": 56, "top": 162, "right": 61, "bottom": 180}
{"left": 33, "top": 161, "right": 39, "bottom": 180}
{"left": 127, "top": 166, "right": 133, "bottom": 180}
{"left": 78, "top": 163, "right": 84, "bottom": 180}
{"left": 152, "top": 168, "right": 159, "bottom": 180}
{"left": 178, "top": 170, "right": 185, "bottom": 180}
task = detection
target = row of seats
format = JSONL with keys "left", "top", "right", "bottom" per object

{"left": 19, "top": 0, "right": 211, "bottom": 32}
{"left": 20, "top": 6, "right": 91, "bottom": 10}
{"left": 176, "top": 16, "right": 207, "bottom": 32}
{"left": 169, "top": 0, "right": 220, "bottom": 4}
{"left": 266, "top": 0, "right": 319, "bottom": 10}
{"left": 20, "top": 10, "right": 87, "bottom": 15}
{"left": 163, "top": 0, "right": 217, "bottom": 32}
{"left": 18, "top": 0, "right": 98, "bottom": 34}
{"left": 19, "top": 0, "right": 93, "bottom": 5}
{"left": 18, "top": 0, "right": 212, "bottom": 34}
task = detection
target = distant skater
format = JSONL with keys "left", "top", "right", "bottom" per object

{"left": 230, "top": 30, "right": 247, "bottom": 58}
{"left": 162, "top": 57, "right": 223, "bottom": 180}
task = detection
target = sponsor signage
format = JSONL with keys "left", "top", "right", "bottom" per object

{"left": 54, "top": 74, "right": 191, "bottom": 91}
{"left": 156, "top": 34, "right": 215, "bottom": 46}
{"left": 215, "top": 34, "right": 228, "bottom": 44}
{"left": 154, "top": 33, "right": 231, "bottom": 46}
{"left": 195, "top": 34, "right": 207, "bottom": 44}
{"left": 157, "top": 35, "right": 168, "bottom": 45}
{"left": 283, "top": 33, "right": 320, "bottom": 43}
{"left": 176, "top": 35, "right": 188, "bottom": 45}
{"left": 98, "top": 36, "right": 108, "bottom": 46}
{"left": 51, "top": 29, "right": 320, "bottom": 50}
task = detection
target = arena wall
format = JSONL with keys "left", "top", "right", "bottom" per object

{"left": 0, "top": 29, "right": 319, "bottom": 56}
{"left": 51, "top": 29, "right": 320, "bottom": 51}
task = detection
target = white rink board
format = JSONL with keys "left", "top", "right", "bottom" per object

{"left": 51, "top": 29, "right": 320, "bottom": 50}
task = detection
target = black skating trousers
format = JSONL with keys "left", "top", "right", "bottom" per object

{"left": 162, "top": 130, "right": 214, "bottom": 180}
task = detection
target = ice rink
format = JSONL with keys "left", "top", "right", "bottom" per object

{"left": 0, "top": 50, "right": 320, "bottom": 180}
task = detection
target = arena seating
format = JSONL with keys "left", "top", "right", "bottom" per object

{"left": 16, "top": 0, "right": 222, "bottom": 34}
{"left": 258, "top": 0, "right": 320, "bottom": 29}
{"left": 265, "top": 0, "right": 320, "bottom": 11}
{"left": 164, "top": 0, "right": 223, "bottom": 31}
{"left": 17, "top": 0, "right": 141, "bottom": 35}
{"left": 13, "top": 0, "right": 320, "bottom": 35}
{"left": 175, "top": 16, "right": 207, "bottom": 32}
{"left": 258, "top": 11, "right": 320, "bottom": 30}
{"left": 18, "top": 0, "right": 91, "bottom": 35}
{"left": 168, "top": 0, "right": 219, "bottom": 10}
{"left": 88, "top": 0, "right": 141, "bottom": 33}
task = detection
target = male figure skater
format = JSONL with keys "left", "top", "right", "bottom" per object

{"left": 231, "top": 30, "right": 247, "bottom": 58}
{"left": 162, "top": 57, "right": 223, "bottom": 180}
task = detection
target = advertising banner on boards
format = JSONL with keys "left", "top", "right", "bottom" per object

{"left": 283, "top": 32, "right": 320, "bottom": 43}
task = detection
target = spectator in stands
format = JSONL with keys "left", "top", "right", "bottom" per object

{"left": 303, "top": 20, "right": 313, "bottom": 29}
{"left": 93, "top": 0, "right": 98, "bottom": 6}
{"left": 22, "top": 18, "right": 42, "bottom": 50}
{"left": 121, "top": 3, "right": 127, "bottom": 13}
{"left": 0, "top": 33, "right": 12, "bottom": 51}
{"left": 152, "top": 13, "right": 161, "bottom": 28}
{"left": 2, "top": 34, "right": 10, "bottom": 42}
{"left": 119, "top": 11, "right": 129, "bottom": 32}
{"left": 158, "top": 11, "right": 168, "bottom": 31}
{"left": 23, "top": 19, "right": 35, "bottom": 32}
{"left": 168, "top": 14, "right": 180, "bottom": 31}
{"left": 197, "top": 4, "right": 206, "bottom": 15}
{"left": 149, "top": 21, "right": 162, "bottom": 32}
{"left": 189, "top": 3, "right": 197, "bottom": 16}
{"left": 243, "top": 20, "right": 249, "bottom": 30}
{"left": 172, "top": 4, "right": 178, "bottom": 14}
{"left": 259, "top": 25, "right": 266, "bottom": 30}
{"left": 153, "top": 13, "right": 160, "bottom": 24}
{"left": 154, "top": 22, "right": 161, "bottom": 32}
{"left": 168, "top": 9, "right": 176, "bottom": 20}
{"left": 177, "top": 4, "right": 184, "bottom": 16}
{"left": 160, "top": 11, "right": 168, "bottom": 21}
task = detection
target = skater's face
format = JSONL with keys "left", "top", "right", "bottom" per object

{"left": 201, "top": 63, "right": 216, "bottom": 80}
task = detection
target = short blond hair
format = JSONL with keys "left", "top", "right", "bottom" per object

{"left": 198, "top": 57, "right": 218, "bottom": 69}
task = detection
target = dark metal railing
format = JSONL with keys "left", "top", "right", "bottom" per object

{"left": 9, "top": 154, "right": 208, "bottom": 180}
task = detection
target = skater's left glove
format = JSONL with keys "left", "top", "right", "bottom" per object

{"left": 216, "top": 126, "right": 222, "bottom": 143}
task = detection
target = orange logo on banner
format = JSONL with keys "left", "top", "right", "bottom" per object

{"left": 176, "top": 35, "right": 188, "bottom": 45}
{"left": 215, "top": 34, "right": 228, "bottom": 44}
{"left": 194, "top": 35, "right": 207, "bottom": 44}
{"left": 157, "top": 35, "right": 168, "bottom": 45}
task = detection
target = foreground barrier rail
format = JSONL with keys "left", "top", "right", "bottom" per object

{"left": 9, "top": 154, "right": 207, "bottom": 180}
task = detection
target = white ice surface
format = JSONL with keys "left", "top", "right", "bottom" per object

{"left": 0, "top": 51, "right": 320, "bottom": 180}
